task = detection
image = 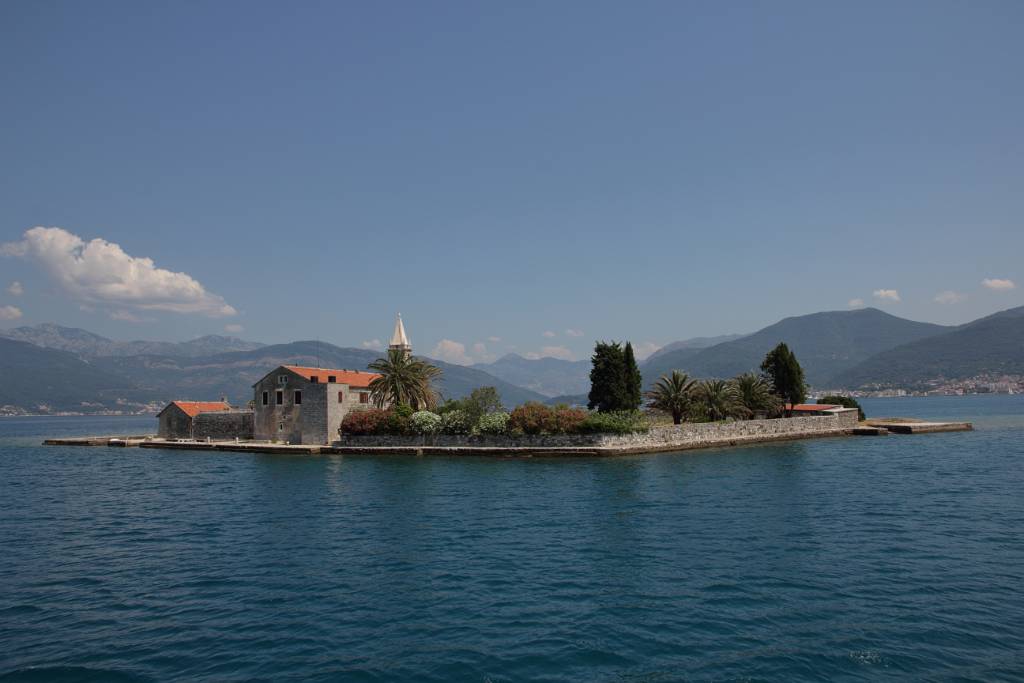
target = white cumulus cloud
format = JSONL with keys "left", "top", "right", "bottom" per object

{"left": 543, "top": 330, "right": 557, "bottom": 338}
{"left": 361, "top": 339, "right": 384, "bottom": 351}
{"left": 565, "top": 328, "right": 584, "bottom": 337}
{"left": 873, "top": 289, "right": 901, "bottom": 302}
{"left": 224, "top": 324, "right": 245, "bottom": 333}
{"left": 848, "top": 298, "right": 865, "bottom": 308}
{"left": 524, "top": 345, "right": 575, "bottom": 361}
{"left": 109, "top": 310, "right": 146, "bottom": 322}
{"left": 429, "top": 339, "right": 496, "bottom": 365}
{"left": 632, "top": 341, "right": 661, "bottom": 361}
{"left": 934, "top": 291, "right": 967, "bottom": 305}
{"left": 430, "top": 339, "right": 473, "bottom": 365}
{"left": 1, "top": 226, "right": 237, "bottom": 317}
{"left": 487, "top": 336, "right": 501, "bottom": 343}
{"left": 982, "top": 278, "right": 1016, "bottom": 291}
{"left": 0, "top": 305, "right": 23, "bottom": 320}
{"left": 6, "top": 281, "right": 23, "bottom": 296}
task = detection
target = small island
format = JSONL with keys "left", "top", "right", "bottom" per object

{"left": 44, "top": 315, "right": 969, "bottom": 456}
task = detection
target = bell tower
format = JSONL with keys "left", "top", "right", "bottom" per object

{"left": 389, "top": 313, "right": 412, "bottom": 358}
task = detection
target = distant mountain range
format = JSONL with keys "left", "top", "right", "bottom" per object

{"left": 0, "top": 323, "right": 265, "bottom": 357}
{"left": 640, "top": 308, "right": 949, "bottom": 388}
{"left": 3, "top": 305, "right": 1022, "bottom": 413}
{"left": 473, "top": 335, "right": 747, "bottom": 398}
{"left": 829, "top": 305, "right": 1024, "bottom": 389}
{"left": 0, "top": 327, "right": 546, "bottom": 414}
{"left": 471, "top": 354, "right": 591, "bottom": 397}
{"left": 643, "top": 334, "right": 746, "bottom": 362}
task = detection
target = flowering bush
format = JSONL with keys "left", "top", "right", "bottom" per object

{"left": 410, "top": 410, "right": 442, "bottom": 435}
{"left": 476, "top": 411, "right": 510, "bottom": 435}
{"left": 340, "top": 408, "right": 390, "bottom": 436}
{"left": 385, "top": 404, "right": 414, "bottom": 435}
{"left": 441, "top": 409, "right": 473, "bottom": 435}
{"left": 579, "top": 410, "right": 649, "bottom": 434}
{"left": 508, "top": 402, "right": 553, "bottom": 435}
{"left": 551, "top": 407, "right": 588, "bottom": 434}
{"left": 507, "top": 403, "right": 588, "bottom": 435}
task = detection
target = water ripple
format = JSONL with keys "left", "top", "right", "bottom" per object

{"left": 2, "top": 399, "right": 1023, "bottom": 681}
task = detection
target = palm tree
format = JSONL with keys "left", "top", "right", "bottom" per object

{"left": 645, "top": 370, "right": 696, "bottom": 425}
{"left": 367, "top": 349, "right": 442, "bottom": 410}
{"left": 733, "top": 373, "right": 780, "bottom": 419}
{"left": 694, "top": 379, "right": 742, "bottom": 422}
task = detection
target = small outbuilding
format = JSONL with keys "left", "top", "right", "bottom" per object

{"left": 157, "top": 400, "right": 253, "bottom": 440}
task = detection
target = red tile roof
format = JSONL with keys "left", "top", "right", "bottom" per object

{"left": 787, "top": 403, "right": 842, "bottom": 412}
{"left": 171, "top": 401, "right": 231, "bottom": 418}
{"left": 283, "top": 365, "right": 380, "bottom": 388}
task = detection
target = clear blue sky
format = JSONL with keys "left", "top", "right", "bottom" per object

{"left": 2, "top": 1, "right": 1021, "bottom": 363}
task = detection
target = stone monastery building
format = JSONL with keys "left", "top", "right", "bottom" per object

{"left": 158, "top": 314, "right": 413, "bottom": 445}
{"left": 252, "top": 315, "right": 411, "bottom": 444}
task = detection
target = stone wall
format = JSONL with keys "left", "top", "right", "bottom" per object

{"left": 193, "top": 411, "right": 254, "bottom": 440}
{"left": 335, "top": 409, "right": 859, "bottom": 453}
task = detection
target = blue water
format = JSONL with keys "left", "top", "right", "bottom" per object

{"left": 1, "top": 396, "right": 1023, "bottom": 682}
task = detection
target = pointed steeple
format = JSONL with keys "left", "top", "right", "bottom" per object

{"left": 389, "top": 313, "right": 412, "bottom": 357}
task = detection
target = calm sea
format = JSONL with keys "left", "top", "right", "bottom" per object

{"left": 1, "top": 395, "right": 1023, "bottom": 682}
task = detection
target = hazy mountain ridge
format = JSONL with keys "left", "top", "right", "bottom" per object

{"left": 474, "top": 334, "right": 747, "bottom": 398}
{"left": 0, "top": 333, "right": 546, "bottom": 413}
{"left": 0, "top": 323, "right": 265, "bottom": 357}
{"left": 471, "top": 354, "right": 591, "bottom": 397}
{"left": 643, "top": 334, "right": 746, "bottom": 362}
{"left": 640, "top": 308, "right": 950, "bottom": 388}
{"left": 831, "top": 306, "right": 1024, "bottom": 389}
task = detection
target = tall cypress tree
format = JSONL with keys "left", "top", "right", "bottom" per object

{"left": 622, "top": 341, "right": 642, "bottom": 410}
{"left": 588, "top": 341, "right": 627, "bottom": 412}
{"left": 760, "top": 342, "right": 807, "bottom": 415}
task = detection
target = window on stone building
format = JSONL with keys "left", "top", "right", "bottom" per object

{"left": 262, "top": 391, "right": 268, "bottom": 406}
{"left": 360, "top": 392, "right": 369, "bottom": 404}
{"left": 310, "top": 376, "right": 319, "bottom": 384}
{"left": 276, "top": 390, "right": 283, "bottom": 405}
{"left": 278, "top": 375, "right": 288, "bottom": 385}
{"left": 328, "top": 375, "right": 337, "bottom": 383}
{"left": 338, "top": 391, "right": 344, "bottom": 403}
{"left": 294, "top": 390, "right": 302, "bottom": 405}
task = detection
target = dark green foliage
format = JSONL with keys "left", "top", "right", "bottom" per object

{"left": 588, "top": 341, "right": 642, "bottom": 412}
{"left": 760, "top": 343, "right": 807, "bottom": 413}
{"left": 733, "top": 373, "right": 782, "bottom": 418}
{"left": 623, "top": 342, "right": 642, "bottom": 410}
{"left": 579, "top": 410, "right": 649, "bottom": 434}
{"left": 385, "top": 403, "right": 415, "bottom": 435}
{"left": 818, "top": 395, "right": 865, "bottom": 421}
{"left": 645, "top": 370, "right": 696, "bottom": 424}
{"left": 692, "top": 379, "right": 743, "bottom": 422}
{"left": 437, "top": 386, "right": 503, "bottom": 423}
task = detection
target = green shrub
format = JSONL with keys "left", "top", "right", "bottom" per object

{"left": 385, "top": 404, "right": 414, "bottom": 435}
{"left": 476, "top": 411, "right": 510, "bottom": 435}
{"left": 580, "top": 410, "right": 649, "bottom": 434}
{"left": 410, "top": 410, "right": 442, "bottom": 435}
{"left": 440, "top": 409, "right": 473, "bottom": 435}
{"left": 340, "top": 408, "right": 390, "bottom": 436}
